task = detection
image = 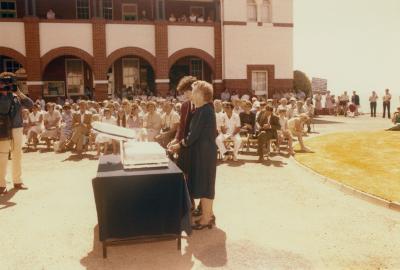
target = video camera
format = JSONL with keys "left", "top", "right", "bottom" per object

{"left": 0, "top": 73, "right": 18, "bottom": 92}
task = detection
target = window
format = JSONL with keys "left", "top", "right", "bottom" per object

{"left": 262, "top": 0, "right": 271, "bottom": 23}
{"left": 3, "top": 59, "right": 21, "bottom": 73}
{"left": 122, "top": 58, "right": 140, "bottom": 89}
{"left": 247, "top": 0, "right": 257, "bottom": 22}
{"left": 43, "top": 81, "right": 65, "bottom": 97}
{"left": 190, "top": 6, "right": 204, "bottom": 17}
{"left": 65, "top": 59, "right": 84, "bottom": 96}
{"left": 103, "top": 0, "right": 113, "bottom": 20}
{"left": 76, "top": 0, "right": 90, "bottom": 19}
{"left": 190, "top": 59, "right": 203, "bottom": 80}
{"left": 0, "top": 0, "right": 17, "bottom": 18}
{"left": 252, "top": 71, "right": 268, "bottom": 96}
{"left": 122, "top": 4, "right": 138, "bottom": 21}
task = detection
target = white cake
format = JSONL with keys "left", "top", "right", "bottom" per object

{"left": 121, "top": 141, "right": 169, "bottom": 169}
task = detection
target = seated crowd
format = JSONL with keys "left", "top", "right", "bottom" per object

{"left": 24, "top": 88, "right": 314, "bottom": 162}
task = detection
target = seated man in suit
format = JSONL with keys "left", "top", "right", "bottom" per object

{"left": 66, "top": 100, "right": 92, "bottom": 154}
{"left": 256, "top": 105, "right": 281, "bottom": 161}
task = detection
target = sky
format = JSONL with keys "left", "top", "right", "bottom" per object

{"left": 293, "top": 0, "right": 400, "bottom": 112}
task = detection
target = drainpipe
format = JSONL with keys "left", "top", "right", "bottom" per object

{"left": 31, "top": 0, "right": 36, "bottom": 16}
{"left": 93, "top": 0, "right": 97, "bottom": 18}
{"left": 220, "top": 0, "right": 225, "bottom": 82}
{"left": 24, "top": 0, "right": 29, "bottom": 16}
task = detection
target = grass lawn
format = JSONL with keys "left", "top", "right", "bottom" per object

{"left": 295, "top": 131, "right": 400, "bottom": 203}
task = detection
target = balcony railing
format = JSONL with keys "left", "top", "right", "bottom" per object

{"left": 4, "top": 0, "right": 221, "bottom": 23}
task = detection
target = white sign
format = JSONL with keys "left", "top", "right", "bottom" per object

{"left": 312, "top": 77, "right": 328, "bottom": 94}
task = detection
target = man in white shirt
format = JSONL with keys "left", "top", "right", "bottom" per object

{"left": 215, "top": 102, "right": 242, "bottom": 161}
{"left": 383, "top": 88, "right": 392, "bottom": 119}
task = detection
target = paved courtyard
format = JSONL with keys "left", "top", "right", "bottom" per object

{"left": 0, "top": 115, "right": 399, "bottom": 270}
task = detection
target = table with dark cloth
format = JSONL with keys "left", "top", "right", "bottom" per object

{"left": 92, "top": 155, "right": 192, "bottom": 258}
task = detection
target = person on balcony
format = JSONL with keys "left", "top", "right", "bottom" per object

{"left": 141, "top": 10, "right": 148, "bottom": 21}
{"left": 179, "top": 14, "right": 188, "bottom": 22}
{"left": 189, "top": 12, "right": 197, "bottom": 23}
{"left": 169, "top": 13, "right": 177, "bottom": 22}
{"left": 197, "top": 15, "right": 205, "bottom": 23}
{"left": 46, "top": 9, "right": 55, "bottom": 19}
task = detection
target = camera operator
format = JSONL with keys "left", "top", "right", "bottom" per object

{"left": 0, "top": 72, "right": 34, "bottom": 195}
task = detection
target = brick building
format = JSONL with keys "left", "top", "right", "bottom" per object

{"left": 0, "top": 0, "right": 293, "bottom": 101}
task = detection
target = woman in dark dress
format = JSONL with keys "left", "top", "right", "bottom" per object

{"left": 172, "top": 81, "right": 217, "bottom": 230}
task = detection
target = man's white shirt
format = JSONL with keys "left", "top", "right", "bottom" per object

{"left": 222, "top": 113, "right": 241, "bottom": 135}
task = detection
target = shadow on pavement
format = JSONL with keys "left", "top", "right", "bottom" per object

{"left": 62, "top": 153, "right": 97, "bottom": 162}
{"left": 313, "top": 119, "right": 344, "bottom": 125}
{"left": 0, "top": 189, "right": 18, "bottom": 210}
{"left": 80, "top": 225, "right": 227, "bottom": 270}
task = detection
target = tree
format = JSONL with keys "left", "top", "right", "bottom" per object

{"left": 293, "top": 70, "right": 312, "bottom": 97}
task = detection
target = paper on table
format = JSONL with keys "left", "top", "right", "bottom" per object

{"left": 92, "top": 121, "right": 137, "bottom": 141}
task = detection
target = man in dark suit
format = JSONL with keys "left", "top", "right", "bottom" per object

{"left": 351, "top": 91, "right": 360, "bottom": 115}
{"left": 257, "top": 105, "right": 281, "bottom": 162}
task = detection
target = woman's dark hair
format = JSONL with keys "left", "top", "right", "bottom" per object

{"left": 265, "top": 105, "right": 274, "bottom": 112}
{"left": 176, "top": 76, "right": 197, "bottom": 94}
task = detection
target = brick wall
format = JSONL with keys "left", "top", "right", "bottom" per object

{"left": 92, "top": 18, "right": 108, "bottom": 101}
{"left": 214, "top": 22, "right": 223, "bottom": 96}
{"left": 154, "top": 21, "right": 168, "bottom": 96}
{"left": 24, "top": 16, "right": 42, "bottom": 100}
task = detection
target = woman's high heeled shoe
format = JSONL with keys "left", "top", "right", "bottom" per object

{"left": 192, "top": 221, "right": 213, "bottom": 230}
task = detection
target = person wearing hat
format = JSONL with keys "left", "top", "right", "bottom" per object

{"left": 0, "top": 72, "right": 34, "bottom": 194}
